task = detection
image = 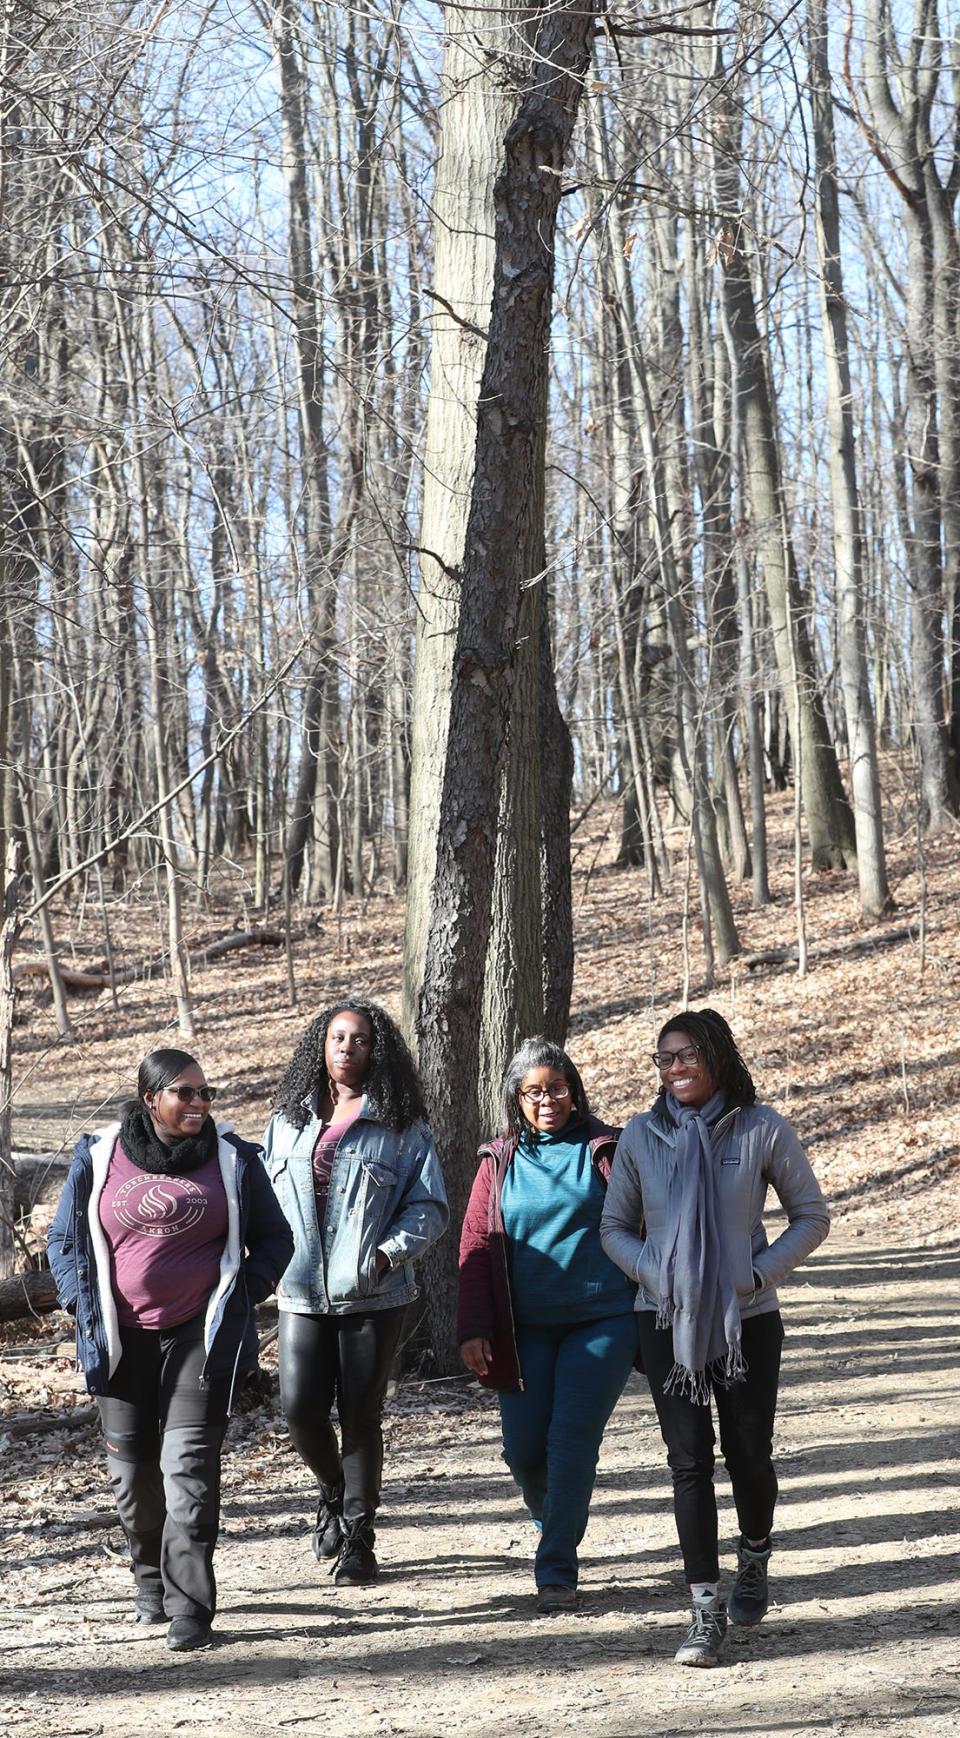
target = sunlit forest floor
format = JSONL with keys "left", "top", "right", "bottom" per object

{"left": 11, "top": 786, "right": 960, "bottom": 1238}
{"left": 2, "top": 789, "right": 959, "bottom": 1736}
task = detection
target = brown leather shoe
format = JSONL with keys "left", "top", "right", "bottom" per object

{"left": 536, "top": 1584, "right": 577, "bottom": 1613}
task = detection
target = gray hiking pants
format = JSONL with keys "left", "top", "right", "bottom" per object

{"left": 98, "top": 1312, "right": 229, "bottom": 1623}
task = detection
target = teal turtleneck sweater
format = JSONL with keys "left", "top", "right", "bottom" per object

{"left": 501, "top": 1124, "right": 635, "bottom": 1326}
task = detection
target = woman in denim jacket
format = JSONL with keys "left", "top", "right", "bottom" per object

{"left": 263, "top": 999, "right": 448, "bottom": 1586}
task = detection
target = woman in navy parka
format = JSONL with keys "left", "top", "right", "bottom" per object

{"left": 47, "top": 1048, "right": 293, "bottom": 1652}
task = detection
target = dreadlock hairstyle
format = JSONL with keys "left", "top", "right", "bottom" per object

{"left": 273, "top": 998, "right": 427, "bottom": 1133}
{"left": 655, "top": 1007, "right": 756, "bottom": 1109}
{"left": 498, "top": 1036, "right": 590, "bottom": 1140}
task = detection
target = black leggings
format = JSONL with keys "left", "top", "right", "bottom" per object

{"left": 97, "top": 1312, "right": 229, "bottom": 1622}
{"left": 278, "top": 1307, "right": 405, "bottom": 1522}
{"left": 638, "top": 1308, "right": 784, "bottom": 1584}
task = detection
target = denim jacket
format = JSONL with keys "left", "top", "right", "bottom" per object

{"left": 262, "top": 1098, "right": 449, "bottom": 1315}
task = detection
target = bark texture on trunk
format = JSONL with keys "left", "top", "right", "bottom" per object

{"left": 412, "top": 1, "right": 594, "bottom": 1366}
{"left": 808, "top": 0, "right": 892, "bottom": 920}
{"left": 401, "top": 8, "right": 512, "bottom": 1044}
{"left": 711, "top": 48, "right": 857, "bottom": 870}
{"left": 856, "top": 0, "right": 959, "bottom": 829}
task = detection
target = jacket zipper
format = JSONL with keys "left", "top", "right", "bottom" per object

{"left": 81, "top": 1170, "right": 107, "bottom": 1390}
{"left": 493, "top": 1147, "right": 524, "bottom": 1391}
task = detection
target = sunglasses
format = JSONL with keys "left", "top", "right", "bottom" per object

{"left": 162, "top": 1085, "right": 218, "bottom": 1104}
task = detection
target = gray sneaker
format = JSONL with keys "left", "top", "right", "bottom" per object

{"left": 727, "top": 1541, "right": 771, "bottom": 1626}
{"left": 674, "top": 1593, "right": 727, "bottom": 1667}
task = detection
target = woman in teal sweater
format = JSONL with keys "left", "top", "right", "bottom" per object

{"left": 458, "top": 1038, "right": 637, "bottom": 1612}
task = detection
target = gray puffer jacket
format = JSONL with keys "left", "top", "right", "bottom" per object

{"left": 600, "top": 1100, "right": 830, "bottom": 1320}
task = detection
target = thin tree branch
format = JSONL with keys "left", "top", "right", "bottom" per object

{"left": 24, "top": 638, "right": 308, "bottom": 922}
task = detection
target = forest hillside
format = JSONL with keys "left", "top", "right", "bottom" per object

{"left": 9, "top": 789, "right": 959, "bottom": 1243}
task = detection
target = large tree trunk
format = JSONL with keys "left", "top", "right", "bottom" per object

{"left": 856, "top": 0, "right": 958, "bottom": 829}
{"left": 0, "top": 1269, "right": 59, "bottom": 1320}
{"left": 710, "top": 47, "right": 858, "bottom": 870}
{"left": 272, "top": 0, "right": 357, "bottom": 897}
{"left": 808, "top": 0, "right": 892, "bottom": 920}
{"left": 410, "top": 0, "right": 594, "bottom": 1368}
{"left": 401, "top": 9, "right": 512, "bottom": 1045}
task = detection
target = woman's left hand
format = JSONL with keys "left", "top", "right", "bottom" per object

{"left": 375, "top": 1250, "right": 390, "bottom": 1277}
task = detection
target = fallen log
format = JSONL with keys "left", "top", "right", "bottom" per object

{"left": 740, "top": 925, "right": 915, "bottom": 972}
{"left": 13, "top": 1154, "right": 71, "bottom": 1218}
{"left": 1, "top": 1403, "right": 97, "bottom": 1441}
{"left": 13, "top": 924, "right": 292, "bottom": 993}
{"left": 0, "top": 1268, "right": 60, "bottom": 1320}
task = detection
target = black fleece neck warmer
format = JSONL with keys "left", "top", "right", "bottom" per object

{"left": 118, "top": 1102, "right": 218, "bottom": 1176}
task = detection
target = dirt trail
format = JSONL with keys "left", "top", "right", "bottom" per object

{"left": 2, "top": 1217, "right": 958, "bottom": 1738}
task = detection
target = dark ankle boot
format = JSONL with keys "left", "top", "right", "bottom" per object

{"left": 333, "top": 1517, "right": 378, "bottom": 1586}
{"left": 312, "top": 1481, "right": 344, "bottom": 1562}
{"left": 727, "top": 1538, "right": 771, "bottom": 1626}
{"left": 166, "top": 1616, "right": 212, "bottom": 1652}
{"left": 135, "top": 1590, "right": 166, "bottom": 1625}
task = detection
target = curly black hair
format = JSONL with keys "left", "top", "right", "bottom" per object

{"left": 655, "top": 1007, "right": 757, "bottom": 1108}
{"left": 498, "top": 1036, "right": 590, "bottom": 1139}
{"left": 273, "top": 998, "right": 427, "bottom": 1133}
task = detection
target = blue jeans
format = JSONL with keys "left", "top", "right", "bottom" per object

{"left": 498, "top": 1312, "right": 637, "bottom": 1589}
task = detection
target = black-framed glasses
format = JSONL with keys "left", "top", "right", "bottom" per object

{"left": 164, "top": 1085, "right": 218, "bottom": 1104}
{"left": 651, "top": 1046, "right": 701, "bottom": 1072}
{"left": 519, "top": 1083, "right": 572, "bottom": 1104}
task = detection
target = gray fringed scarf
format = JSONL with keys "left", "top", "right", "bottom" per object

{"left": 655, "top": 1089, "right": 745, "bottom": 1405}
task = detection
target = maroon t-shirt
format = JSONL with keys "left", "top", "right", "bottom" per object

{"left": 99, "top": 1140, "right": 229, "bottom": 1330}
{"left": 312, "top": 1111, "right": 360, "bottom": 1230}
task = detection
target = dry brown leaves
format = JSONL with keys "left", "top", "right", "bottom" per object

{"left": 10, "top": 786, "right": 959, "bottom": 1244}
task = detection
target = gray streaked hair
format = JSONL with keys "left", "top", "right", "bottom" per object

{"left": 498, "top": 1036, "right": 590, "bottom": 1138}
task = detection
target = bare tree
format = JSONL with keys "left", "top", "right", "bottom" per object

{"left": 410, "top": 0, "right": 596, "bottom": 1360}
{"left": 808, "top": 0, "right": 892, "bottom": 920}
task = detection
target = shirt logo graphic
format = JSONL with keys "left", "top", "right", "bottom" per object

{"left": 113, "top": 1175, "right": 206, "bottom": 1237}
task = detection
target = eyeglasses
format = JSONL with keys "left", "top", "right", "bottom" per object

{"left": 651, "top": 1046, "right": 701, "bottom": 1071}
{"left": 519, "top": 1084, "right": 572, "bottom": 1104}
{"left": 163, "top": 1085, "right": 218, "bottom": 1104}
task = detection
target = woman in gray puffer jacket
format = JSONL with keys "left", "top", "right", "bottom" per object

{"left": 601, "top": 1008, "right": 829, "bottom": 1669}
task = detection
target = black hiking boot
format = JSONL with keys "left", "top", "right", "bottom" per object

{"left": 312, "top": 1481, "right": 345, "bottom": 1562}
{"left": 727, "top": 1539, "right": 771, "bottom": 1626}
{"left": 166, "top": 1617, "right": 212, "bottom": 1652}
{"left": 134, "top": 1591, "right": 166, "bottom": 1625}
{"left": 332, "top": 1517, "right": 378, "bottom": 1586}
